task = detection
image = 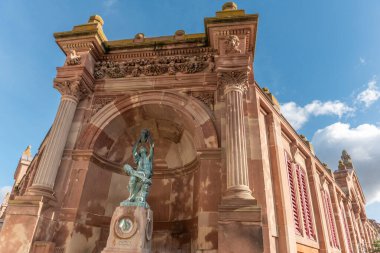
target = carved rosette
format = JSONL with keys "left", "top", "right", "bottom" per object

{"left": 94, "top": 54, "right": 214, "bottom": 79}
{"left": 54, "top": 80, "right": 90, "bottom": 101}
{"left": 217, "top": 71, "right": 249, "bottom": 95}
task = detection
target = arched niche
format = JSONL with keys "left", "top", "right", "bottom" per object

{"left": 74, "top": 91, "right": 219, "bottom": 252}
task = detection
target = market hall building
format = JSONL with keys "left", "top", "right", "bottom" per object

{"left": 0, "top": 2, "right": 379, "bottom": 253}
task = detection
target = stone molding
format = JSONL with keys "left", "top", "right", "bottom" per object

{"left": 71, "top": 149, "right": 200, "bottom": 178}
{"left": 217, "top": 70, "right": 248, "bottom": 94}
{"left": 94, "top": 54, "right": 214, "bottom": 79}
{"left": 102, "top": 47, "right": 214, "bottom": 61}
{"left": 54, "top": 79, "right": 90, "bottom": 101}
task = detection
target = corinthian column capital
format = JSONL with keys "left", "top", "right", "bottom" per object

{"left": 217, "top": 70, "right": 249, "bottom": 95}
{"left": 54, "top": 79, "right": 90, "bottom": 101}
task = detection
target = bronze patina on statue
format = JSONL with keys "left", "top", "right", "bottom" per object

{"left": 102, "top": 129, "right": 154, "bottom": 253}
{"left": 122, "top": 129, "right": 154, "bottom": 208}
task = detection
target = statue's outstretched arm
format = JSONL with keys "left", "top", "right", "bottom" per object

{"left": 148, "top": 136, "right": 154, "bottom": 161}
{"left": 132, "top": 136, "right": 141, "bottom": 163}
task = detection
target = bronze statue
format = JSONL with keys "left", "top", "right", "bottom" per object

{"left": 121, "top": 129, "right": 154, "bottom": 208}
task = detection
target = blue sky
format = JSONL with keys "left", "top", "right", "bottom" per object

{"left": 0, "top": 0, "right": 379, "bottom": 221}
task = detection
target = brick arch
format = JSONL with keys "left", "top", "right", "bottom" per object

{"left": 78, "top": 91, "right": 218, "bottom": 151}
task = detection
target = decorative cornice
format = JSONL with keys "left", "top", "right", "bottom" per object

{"left": 217, "top": 70, "right": 248, "bottom": 94}
{"left": 94, "top": 54, "right": 215, "bottom": 79}
{"left": 102, "top": 47, "right": 215, "bottom": 61}
{"left": 53, "top": 79, "right": 90, "bottom": 101}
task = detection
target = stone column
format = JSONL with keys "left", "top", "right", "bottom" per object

{"left": 28, "top": 80, "right": 88, "bottom": 197}
{"left": 218, "top": 70, "right": 254, "bottom": 202}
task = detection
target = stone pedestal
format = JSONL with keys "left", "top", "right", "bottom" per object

{"left": 102, "top": 206, "right": 153, "bottom": 253}
{"left": 218, "top": 200, "right": 263, "bottom": 253}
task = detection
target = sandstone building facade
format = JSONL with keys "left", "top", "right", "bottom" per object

{"left": 0, "top": 3, "right": 379, "bottom": 253}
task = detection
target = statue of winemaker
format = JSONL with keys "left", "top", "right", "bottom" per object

{"left": 122, "top": 129, "right": 154, "bottom": 208}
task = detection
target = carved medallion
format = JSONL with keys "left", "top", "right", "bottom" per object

{"left": 115, "top": 216, "right": 138, "bottom": 239}
{"left": 225, "top": 35, "right": 242, "bottom": 55}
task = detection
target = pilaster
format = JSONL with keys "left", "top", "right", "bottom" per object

{"left": 206, "top": 3, "right": 262, "bottom": 253}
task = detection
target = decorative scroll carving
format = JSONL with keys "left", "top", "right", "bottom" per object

{"left": 94, "top": 54, "right": 214, "bottom": 79}
{"left": 66, "top": 49, "right": 81, "bottom": 65}
{"left": 225, "top": 35, "right": 241, "bottom": 54}
{"left": 91, "top": 96, "right": 117, "bottom": 116}
{"left": 190, "top": 91, "right": 215, "bottom": 111}
{"left": 54, "top": 80, "right": 89, "bottom": 100}
{"left": 217, "top": 71, "right": 248, "bottom": 94}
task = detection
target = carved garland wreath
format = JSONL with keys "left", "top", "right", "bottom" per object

{"left": 94, "top": 54, "right": 215, "bottom": 79}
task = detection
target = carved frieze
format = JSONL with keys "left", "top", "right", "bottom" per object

{"left": 66, "top": 49, "right": 81, "bottom": 65}
{"left": 217, "top": 71, "right": 248, "bottom": 94}
{"left": 91, "top": 96, "right": 117, "bottom": 116}
{"left": 54, "top": 80, "right": 90, "bottom": 101}
{"left": 94, "top": 54, "right": 214, "bottom": 79}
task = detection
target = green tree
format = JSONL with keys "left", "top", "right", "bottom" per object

{"left": 372, "top": 240, "right": 380, "bottom": 253}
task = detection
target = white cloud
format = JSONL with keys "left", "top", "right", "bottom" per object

{"left": 312, "top": 122, "right": 380, "bottom": 204}
{"left": 280, "top": 102, "right": 308, "bottom": 130}
{"left": 0, "top": 186, "right": 11, "bottom": 204}
{"left": 104, "top": 0, "right": 118, "bottom": 8}
{"left": 359, "top": 57, "right": 366, "bottom": 64}
{"left": 281, "top": 100, "right": 354, "bottom": 130}
{"left": 356, "top": 77, "right": 380, "bottom": 107}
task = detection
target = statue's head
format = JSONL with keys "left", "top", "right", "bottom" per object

{"left": 140, "top": 129, "right": 150, "bottom": 143}
{"left": 139, "top": 146, "right": 147, "bottom": 157}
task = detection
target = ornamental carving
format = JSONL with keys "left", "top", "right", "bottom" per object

{"left": 341, "top": 150, "right": 353, "bottom": 169}
{"left": 94, "top": 54, "right": 214, "bottom": 79}
{"left": 225, "top": 35, "right": 241, "bottom": 55}
{"left": 190, "top": 91, "right": 215, "bottom": 111}
{"left": 54, "top": 80, "right": 89, "bottom": 100}
{"left": 66, "top": 49, "right": 81, "bottom": 65}
{"left": 91, "top": 96, "right": 117, "bottom": 116}
{"left": 217, "top": 71, "right": 248, "bottom": 94}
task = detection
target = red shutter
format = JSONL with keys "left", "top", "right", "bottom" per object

{"left": 296, "top": 165, "right": 315, "bottom": 239}
{"left": 341, "top": 205, "right": 353, "bottom": 253}
{"left": 322, "top": 190, "right": 339, "bottom": 248}
{"left": 285, "top": 152, "right": 302, "bottom": 235}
